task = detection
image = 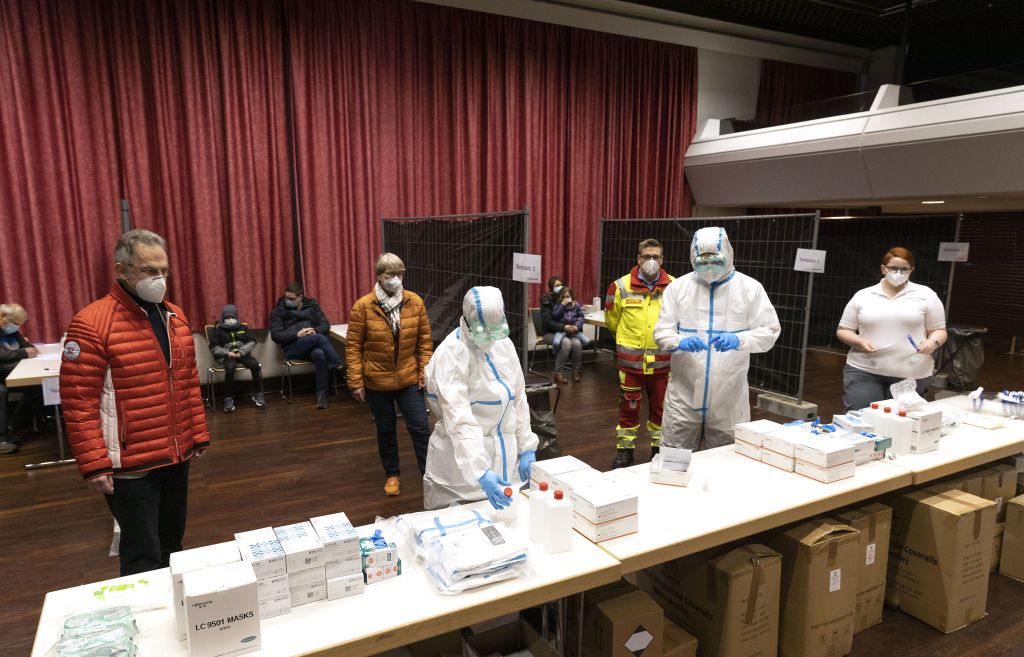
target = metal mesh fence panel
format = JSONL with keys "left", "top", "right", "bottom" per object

{"left": 599, "top": 214, "right": 818, "bottom": 399}
{"left": 809, "top": 215, "right": 957, "bottom": 348}
{"left": 381, "top": 209, "right": 529, "bottom": 367}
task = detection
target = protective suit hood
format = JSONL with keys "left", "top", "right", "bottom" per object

{"left": 690, "top": 227, "right": 736, "bottom": 283}
{"left": 461, "top": 286, "right": 509, "bottom": 352}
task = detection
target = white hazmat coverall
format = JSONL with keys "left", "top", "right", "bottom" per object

{"left": 423, "top": 287, "right": 539, "bottom": 510}
{"left": 654, "top": 227, "right": 781, "bottom": 450}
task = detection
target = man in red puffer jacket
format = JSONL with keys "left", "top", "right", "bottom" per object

{"left": 61, "top": 229, "right": 210, "bottom": 576}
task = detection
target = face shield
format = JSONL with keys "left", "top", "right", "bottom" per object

{"left": 693, "top": 252, "right": 727, "bottom": 282}
{"left": 462, "top": 286, "right": 509, "bottom": 349}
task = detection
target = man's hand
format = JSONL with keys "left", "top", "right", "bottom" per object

{"left": 351, "top": 387, "right": 366, "bottom": 402}
{"left": 87, "top": 475, "right": 114, "bottom": 495}
{"left": 193, "top": 447, "right": 207, "bottom": 460}
{"left": 229, "top": 350, "right": 242, "bottom": 358}
{"left": 418, "top": 378, "right": 426, "bottom": 390}
{"left": 24, "top": 347, "right": 38, "bottom": 358}
{"left": 298, "top": 327, "right": 315, "bottom": 337}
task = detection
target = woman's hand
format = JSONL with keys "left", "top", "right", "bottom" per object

{"left": 351, "top": 387, "right": 366, "bottom": 402}
{"left": 917, "top": 339, "right": 938, "bottom": 355}
{"left": 858, "top": 338, "right": 877, "bottom": 353}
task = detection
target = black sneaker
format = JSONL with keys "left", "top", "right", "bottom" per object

{"left": 612, "top": 448, "right": 635, "bottom": 469}
{"left": 0, "top": 440, "right": 18, "bottom": 454}
{"left": 252, "top": 392, "right": 266, "bottom": 408}
{"left": 316, "top": 394, "right": 328, "bottom": 410}
{"left": 650, "top": 446, "right": 660, "bottom": 460}
{"left": 224, "top": 397, "right": 236, "bottom": 413}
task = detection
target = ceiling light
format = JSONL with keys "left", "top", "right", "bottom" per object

{"left": 920, "top": 200, "right": 945, "bottom": 204}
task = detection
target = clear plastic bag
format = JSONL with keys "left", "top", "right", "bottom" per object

{"left": 889, "top": 378, "right": 927, "bottom": 410}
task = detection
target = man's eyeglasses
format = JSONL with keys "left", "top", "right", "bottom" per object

{"left": 133, "top": 265, "right": 171, "bottom": 278}
{"left": 639, "top": 254, "right": 663, "bottom": 262}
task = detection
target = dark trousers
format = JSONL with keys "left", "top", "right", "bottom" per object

{"left": 284, "top": 333, "right": 343, "bottom": 395}
{"left": 842, "top": 364, "right": 931, "bottom": 412}
{"left": 223, "top": 354, "right": 262, "bottom": 398}
{"left": 366, "top": 385, "right": 430, "bottom": 477}
{"left": 0, "top": 381, "right": 42, "bottom": 441}
{"left": 104, "top": 460, "right": 190, "bottom": 576}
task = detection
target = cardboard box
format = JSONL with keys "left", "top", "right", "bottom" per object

{"left": 183, "top": 561, "right": 261, "bottom": 657}
{"left": 309, "top": 512, "right": 360, "bottom": 562}
{"left": 569, "top": 484, "right": 638, "bottom": 523}
{"left": 795, "top": 438, "right": 855, "bottom": 469}
{"left": 360, "top": 536, "right": 399, "bottom": 569}
{"left": 795, "top": 458, "right": 856, "bottom": 484}
{"left": 364, "top": 558, "right": 402, "bottom": 584}
{"left": 734, "top": 419, "right": 784, "bottom": 446}
{"left": 530, "top": 455, "right": 589, "bottom": 489}
{"left": 327, "top": 573, "right": 365, "bottom": 600}
{"left": 273, "top": 522, "right": 326, "bottom": 573}
{"left": 289, "top": 580, "right": 327, "bottom": 607}
{"left": 663, "top": 620, "right": 699, "bottom": 657}
{"left": 1003, "top": 453, "right": 1024, "bottom": 473}
{"left": 886, "top": 489, "right": 996, "bottom": 633}
{"left": 637, "top": 544, "right": 781, "bottom": 657}
{"left": 733, "top": 439, "right": 761, "bottom": 462}
{"left": 258, "top": 594, "right": 290, "bottom": 620}
{"left": 326, "top": 554, "right": 362, "bottom": 579}
{"left": 991, "top": 522, "right": 1004, "bottom": 573}
{"left": 980, "top": 464, "right": 1018, "bottom": 521}
{"left": 235, "top": 528, "right": 287, "bottom": 580}
{"left": 769, "top": 520, "right": 859, "bottom": 657}
{"left": 573, "top": 511, "right": 638, "bottom": 543}
{"left": 464, "top": 620, "right": 560, "bottom": 657}
{"left": 762, "top": 428, "right": 808, "bottom": 458}
{"left": 582, "top": 586, "right": 663, "bottom": 657}
{"left": 406, "top": 629, "right": 463, "bottom": 657}
{"left": 256, "top": 573, "right": 289, "bottom": 602}
{"left": 834, "top": 503, "right": 892, "bottom": 634}
{"left": 288, "top": 565, "right": 326, "bottom": 589}
{"left": 761, "top": 448, "right": 795, "bottom": 472}
{"left": 170, "top": 541, "right": 241, "bottom": 641}
{"left": 552, "top": 466, "right": 605, "bottom": 494}
{"left": 1000, "top": 494, "right": 1024, "bottom": 582}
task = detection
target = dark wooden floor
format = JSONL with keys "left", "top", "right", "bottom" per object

{"left": 2, "top": 344, "right": 1023, "bottom": 656}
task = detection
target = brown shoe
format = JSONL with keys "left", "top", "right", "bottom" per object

{"left": 573, "top": 372, "right": 583, "bottom": 383}
{"left": 554, "top": 372, "right": 569, "bottom": 384}
{"left": 384, "top": 476, "right": 401, "bottom": 496}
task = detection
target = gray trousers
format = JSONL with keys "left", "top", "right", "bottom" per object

{"left": 554, "top": 336, "right": 583, "bottom": 373}
{"left": 842, "top": 364, "right": 931, "bottom": 412}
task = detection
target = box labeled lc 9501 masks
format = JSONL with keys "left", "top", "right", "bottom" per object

{"left": 183, "top": 560, "right": 261, "bottom": 657}
{"left": 170, "top": 541, "right": 241, "bottom": 641}
{"left": 235, "top": 528, "right": 287, "bottom": 580}
{"left": 274, "top": 522, "right": 326, "bottom": 573}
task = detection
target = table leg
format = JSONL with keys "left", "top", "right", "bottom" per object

{"left": 25, "top": 405, "right": 76, "bottom": 470}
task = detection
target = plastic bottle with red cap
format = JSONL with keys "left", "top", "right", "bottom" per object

{"left": 491, "top": 486, "right": 518, "bottom": 521}
{"left": 529, "top": 481, "right": 554, "bottom": 543}
{"left": 544, "top": 489, "right": 573, "bottom": 553}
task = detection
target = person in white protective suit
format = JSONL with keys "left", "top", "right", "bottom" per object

{"left": 423, "top": 286, "right": 539, "bottom": 510}
{"left": 653, "top": 227, "right": 781, "bottom": 450}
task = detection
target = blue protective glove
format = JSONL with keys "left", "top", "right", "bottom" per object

{"left": 479, "top": 470, "right": 512, "bottom": 509}
{"left": 677, "top": 336, "right": 708, "bottom": 352}
{"left": 518, "top": 450, "right": 537, "bottom": 484}
{"left": 709, "top": 332, "right": 740, "bottom": 352}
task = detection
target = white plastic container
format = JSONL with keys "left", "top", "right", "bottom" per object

{"left": 491, "top": 486, "right": 518, "bottom": 522}
{"left": 863, "top": 403, "right": 890, "bottom": 440}
{"left": 529, "top": 481, "right": 554, "bottom": 543}
{"left": 889, "top": 410, "right": 914, "bottom": 456}
{"left": 544, "top": 489, "right": 573, "bottom": 553}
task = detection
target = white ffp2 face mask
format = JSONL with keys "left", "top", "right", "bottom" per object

{"left": 135, "top": 276, "right": 167, "bottom": 303}
{"left": 885, "top": 270, "right": 909, "bottom": 287}
{"left": 640, "top": 259, "right": 661, "bottom": 279}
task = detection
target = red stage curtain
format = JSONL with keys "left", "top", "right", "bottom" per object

{"left": 756, "top": 59, "right": 861, "bottom": 128}
{"left": 0, "top": 0, "right": 123, "bottom": 342}
{"left": 285, "top": 0, "right": 696, "bottom": 319}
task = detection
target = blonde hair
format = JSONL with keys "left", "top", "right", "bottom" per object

{"left": 0, "top": 303, "right": 28, "bottom": 324}
{"left": 375, "top": 253, "right": 405, "bottom": 276}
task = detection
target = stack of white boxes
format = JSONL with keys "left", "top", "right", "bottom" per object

{"left": 733, "top": 419, "right": 784, "bottom": 461}
{"left": 235, "top": 528, "right": 290, "bottom": 620}
{"left": 761, "top": 426, "right": 808, "bottom": 472}
{"left": 530, "top": 455, "right": 590, "bottom": 488}
{"left": 551, "top": 466, "right": 605, "bottom": 494}
{"left": 569, "top": 483, "right": 638, "bottom": 542}
{"left": 170, "top": 542, "right": 242, "bottom": 641}
{"left": 877, "top": 400, "right": 942, "bottom": 454}
{"left": 794, "top": 437, "right": 857, "bottom": 483}
{"left": 274, "top": 522, "right": 327, "bottom": 608}
{"left": 310, "top": 512, "right": 365, "bottom": 601}
{"left": 360, "top": 532, "right": 402, "bottom": 584}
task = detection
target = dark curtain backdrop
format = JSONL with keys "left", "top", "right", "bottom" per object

{"left": 285, "top": 0, "right": 696, "bottom": 321}
{"left": 755, "top": 59, "right": 861, "bottom": 128}
{"left": 2, "top": 0, "right": 695, "bottom": 340}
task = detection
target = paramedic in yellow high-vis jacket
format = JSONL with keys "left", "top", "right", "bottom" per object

{"left": 605, "top": 238, "right": 674, "bottom": 469}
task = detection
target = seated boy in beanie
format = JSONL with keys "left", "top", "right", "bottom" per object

{"left": 209, "top": 304, "right": 265, "bottom": 412}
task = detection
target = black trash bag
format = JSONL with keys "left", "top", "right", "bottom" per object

{"left": 936, "top": 325, "right": 987, "bottom": 391}
{"left": 526, "top": 384, "right": 562, "bottom": 460}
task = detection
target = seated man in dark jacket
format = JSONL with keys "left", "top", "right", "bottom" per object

{"left": 0, "top": 303, "right": 42, "bottom": 454}
{"left": 270, "top": 282, "right": 343, "bottom": 409}
{"left": 209, "top": 304, "right": 265, "bottom": 413}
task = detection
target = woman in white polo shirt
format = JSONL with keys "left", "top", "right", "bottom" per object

{"left": 836, "top": 247, "right": 947, "bottom": 411}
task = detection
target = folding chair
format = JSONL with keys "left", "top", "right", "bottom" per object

{"left": 280, "top": 357, "right": 343, "bottom": 403}
{"left": 204, "top": 324, "right": 264, "bottom": 410}
{"left": 527, "top": 308, "right": 556, "bottom": 377}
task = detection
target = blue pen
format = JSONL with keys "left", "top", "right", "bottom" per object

{"left": 907, "top": 334, "right": 919, "bottom": 351}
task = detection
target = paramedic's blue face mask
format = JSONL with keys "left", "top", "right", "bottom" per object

{"left": 693, "top": 253, "right": 726, "bottom": 281}
{"left": 467, "top": 315, "right": 510, "bottom": 345}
